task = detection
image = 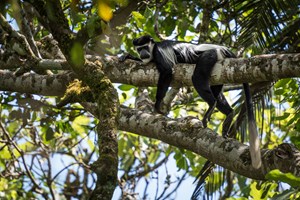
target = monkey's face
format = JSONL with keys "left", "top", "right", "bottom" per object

{"left": 135, "top": 41, "right": 154, "bottom": 64}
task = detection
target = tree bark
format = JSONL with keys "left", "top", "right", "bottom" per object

{"left": 23, "top": 2, "right": 119, "bottom": 199}
{"left": 118, "top": 108, "right": 300, "bottom": 179}
{"left": 0, "top": 52, "right": 300, "bottom": 182}
{"left": 77, "top": 103, "right": 300, "bottom": 180}
{"left": 1, "top": 53, "right": 299, "bottom": 95}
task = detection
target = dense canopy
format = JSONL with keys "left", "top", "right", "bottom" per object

{"left": 0, "top": 0, "right": 299, "bottom": 200}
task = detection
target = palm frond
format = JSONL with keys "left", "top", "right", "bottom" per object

{"left": 232, "top": 0, "right": 299, "bottom": 51}
{"left": 192, "top": 160, "right": 215, "bottom": 200}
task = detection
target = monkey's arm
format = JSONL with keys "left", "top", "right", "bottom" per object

{"left": 155, "top": 63, "right": 173, "bottom": 114}
{"left": 119, "top": 53, "right": 142, "bottom": 62}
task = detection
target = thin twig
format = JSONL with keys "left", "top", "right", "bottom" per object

{"left": 46, "top": 155, "right": 56, "bottom": 200}
{"left": 125, "top": 156, "right": 168, "bottom": 180}
{"left": 0, "top": 121, "right": 41, "bottom": 190}
{"left": 154, "top": 0, "right": 168, "bottom": 40}
{"left": 19, "top": 1, "right": 42, "bottom": 58}
{"left": 162, "top": 171, "right": 188, "bottom": 200}
{"left": 0, "top": 13, "right": 38, "bottom": 59}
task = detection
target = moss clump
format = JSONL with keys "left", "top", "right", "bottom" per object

{"left": 57, "top": 79, "right": 94, "bottom": 107}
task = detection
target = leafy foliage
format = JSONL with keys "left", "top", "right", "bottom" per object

{"left": 266, "top": 169, "right": 300, "bottom": 188}
{"left": 0, "top": 0, "right": 299, "bottom": 199}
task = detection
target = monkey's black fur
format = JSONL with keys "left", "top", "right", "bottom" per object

{"left": 120, "top": 35, "right": 261, "bottom": 169}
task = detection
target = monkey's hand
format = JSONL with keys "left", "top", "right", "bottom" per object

{"left": 118, "top": 54, "right": 128, "bottom": 62}
{"left": 202, "top": 119, "right": 208, "bottom": 128}
{"left": 119, "top": 54, "right": 142, "bottom": 62}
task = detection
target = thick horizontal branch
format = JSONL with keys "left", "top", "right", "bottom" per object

{"left": 104, "top": 53, "right": 300, "bottom": 86}
{"left": 118, "top": 107, "right": 300, "bottom": 180}
{"left": 0, "top": 53, "right": 299, "bottom": 96}
{"left": 0, "top": 70, "right": 75, "bottom": 96}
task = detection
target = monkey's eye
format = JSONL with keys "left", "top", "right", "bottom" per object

{"left": 136, "top": 46, "right": 149, "bottom": 52}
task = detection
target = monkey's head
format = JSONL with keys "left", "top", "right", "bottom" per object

{"left": 133, "top": 35, "right": 155, "bottom": 64}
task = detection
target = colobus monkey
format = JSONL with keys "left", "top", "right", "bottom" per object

{"left": 120, "top": 35, "right": 261, "bottom": 168}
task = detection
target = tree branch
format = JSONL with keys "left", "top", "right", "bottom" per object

{"left": 118, "top": 107, "right": 300, "bottom": 180}
{"left": 0, "top": 53, "right": 299, "bottom": 96}
{"left": 0, "top": 13, "right": 37, "bottom": 59}
{"left": 0, "top": 70, "right": 75, "bottom": 96}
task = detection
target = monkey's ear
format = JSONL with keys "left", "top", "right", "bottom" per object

{"left": 145, "top": 35, "right": 154, "bottom": 42}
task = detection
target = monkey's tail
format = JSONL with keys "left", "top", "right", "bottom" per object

{"left": 243, "top": 83, "right": 261, "bottom": 168}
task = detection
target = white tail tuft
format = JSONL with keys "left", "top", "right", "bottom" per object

{"left": 249, "top": 121, "right": 261, "bottom": 168}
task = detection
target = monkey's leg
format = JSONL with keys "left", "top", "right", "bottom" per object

{"left": 211, "top": 85, "right": 233, "bottom": 137}
{"left": 192, "top": 50, "right": 218, "bottom": 127}
{"left": 192, "top": 77, "right": 216, "bottom": 127}
{"left": 155, "top": 69, "right": 173, "bottom": 114}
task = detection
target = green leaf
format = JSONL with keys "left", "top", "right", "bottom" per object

{"left": 0, "top": 146, "right": 12, "bottom": 159}
{"left": 266, "top": 169, "right": 300, "bottom": 188}
{"left": 70, "top": 42, "right": 85, "bottom": 68}
{"left": 237, "top": 175, "right": 250, "bottom": 196}
{"left": 274, "top": 88, "right": 285, "bottom": 95}
{"left": 118, "top": 84, "right": 134, "bottom": 91}
{"left": 210, "top": 20, "right": 219, "bottom": 31}
{"left": 176, "top": 156, "right": 188, "bottom": 170}
{"left": 7, "top": 121, "right": 19, "bottom": 133}
{"left": 131, "top": 11, "right": 146, "bottom": 27}
{"left": 70, "top": 9, "right": 85, "bottom": 26}
{"left": 250, "top": 181, "right": 277, "bottom": 200}
{"left": 275, "top": 79, "right": 291, "bottom": 88}
{"left": 118, "top": 136, "right": 125, "bottom": 157}
{"left": 73, "top": 115, "right": 90, "bottom": 126}
{"left": 275, "top": 112, "right": 290, "bottom": 120}
{"left": 148, "top": 150, "right": 160, "bottom": 164}
{"left": 86, "top": 15, "right": 100, "bottom": 37}
{"left": 290, "top": 135, "right": 300, "bottom": 149}
{"left": 271, "top": 189, "right": 297, "bottom": 200}
{"left": 71, "top": 115, "right": 90, "bottom": 135}
{"left": 121, "top": 92, "right": 127, "bottom": 101}
{"left": 46, "top": 128, "right": 55, "bottom": 141}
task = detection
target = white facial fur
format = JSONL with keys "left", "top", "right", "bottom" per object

{"left": 135, "top": 42, "right": 154, "bottom": 64}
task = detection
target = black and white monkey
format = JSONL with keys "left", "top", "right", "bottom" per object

{"left": 120, "top": 35, "right": 261, "bottom": 168}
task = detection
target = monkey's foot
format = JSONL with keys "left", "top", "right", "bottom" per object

{"left": 202, "top": 119, "right": 208, "bottom": 128}
{"left": 222, "top": 131, "right": 229, "bottom": 138}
